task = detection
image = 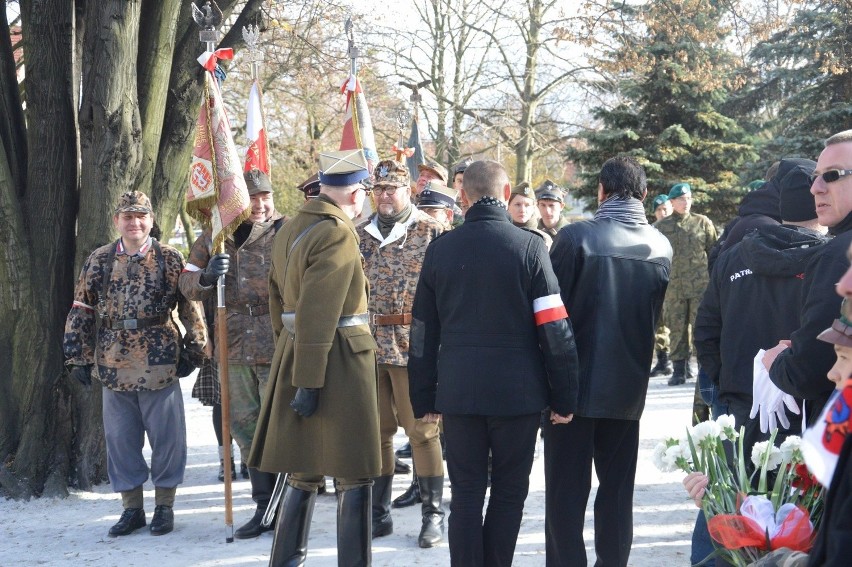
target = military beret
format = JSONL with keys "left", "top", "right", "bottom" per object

{"left": 418, "top": 160, "right": 449, "bottom": 182}
{"left": 668, "top": 182, "right": 691, "bottom": 199}
{"left": 652, "top": 194, "right": 670, "bottom": 209}
{"left": 318, "top": 149, "right": 370, "bottom": 186}
{"left": 510, "top": 182, "right": 535, "bottom": 200}
{"left": 818, "top": 299, "right": 852, "bottom": 348}
{"left": 418, "top": 180, "right": 458, "bottom": 209}
{"left": 244, "top": 169, "right": 273, "bottom": 195}
{"left": 114, "top": 191, "right": 153, "bottom": 215}
{"left": 746, "top": 180, "right": 766, "bottom": 192}
{"left": 373, "top": 159, "right": 410, "bottom": 188}
{"left": 535, "top": 179, "right": 564, "bottom": 203}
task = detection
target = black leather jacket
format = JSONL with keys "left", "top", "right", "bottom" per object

{"left": 551, "top": 217, "right": 672, "bottom": 420}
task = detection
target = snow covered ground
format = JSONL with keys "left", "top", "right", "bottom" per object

{"left": 1, "top": 372, "right": 700, "bottom": 566}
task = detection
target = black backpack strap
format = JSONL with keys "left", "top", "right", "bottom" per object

{"left": 273, "top": 217, "right": 285, "bottom": 234}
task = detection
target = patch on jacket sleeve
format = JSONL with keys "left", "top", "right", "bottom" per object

{"left": 409, "top": 317, "right": 426, "bottom": 358}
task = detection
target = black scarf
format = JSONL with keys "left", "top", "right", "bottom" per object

{"left": 377, "top": 203, "right": 413, "bottom": 238}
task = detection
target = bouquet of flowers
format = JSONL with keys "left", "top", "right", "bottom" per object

{"left": 653, "top": 415, "right": 824, "bottom": 566}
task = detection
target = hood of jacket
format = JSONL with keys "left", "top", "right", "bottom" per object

{"left": 739, "top": 224, "right": 827, "bottom": 277}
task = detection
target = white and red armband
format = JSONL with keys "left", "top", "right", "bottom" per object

{"left": 533, "top": 294, "right": 568, "bottom": 325}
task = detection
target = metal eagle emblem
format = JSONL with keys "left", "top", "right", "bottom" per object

{"left": 192, "top": 0, "right": 223, "bottom": 31}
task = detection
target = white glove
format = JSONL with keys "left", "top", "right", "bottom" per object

{"left": 750, "top": 350, "right": 800, "bottom": 433}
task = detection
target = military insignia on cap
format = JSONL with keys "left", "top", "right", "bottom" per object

{"left": 378, "top": 165, "right": 389, "bottom": 178}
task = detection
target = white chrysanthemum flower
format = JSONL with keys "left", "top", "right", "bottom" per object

{"left": 715, "top": 414, "right": 738, "bottom": 441}
{"left": 779, "top": 436, "right": 803, "bottom": 463}
{"left": 751, "top": 441, "right": 783, "bottom": 471}
{"left": 653, "top": 442, "right": 675, "bottom": 472}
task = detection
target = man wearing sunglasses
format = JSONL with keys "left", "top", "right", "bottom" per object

{"left": 761, "top": 130, "right": 852, "bottom": 430}
{"left": 356, "top": 159, "right": 448, "bottom": 548}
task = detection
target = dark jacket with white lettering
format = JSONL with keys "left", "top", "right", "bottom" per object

{"left": 550, "top": 215, "right": 672, "bottom": 420}
{"left": 408, "top": 203, "right": 580, "bottom": 418}
{"left": 695, "top": 224, "right": 828, "bottom": 408}
{"left": 770, "top": 214, "right": 852, "bottom": 424}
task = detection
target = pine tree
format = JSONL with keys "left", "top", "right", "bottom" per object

{"left": 568, "top": 0, "right": 758, "bottom": 223}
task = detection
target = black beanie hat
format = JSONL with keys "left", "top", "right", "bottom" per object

{"left": 778, "top": 159, "right": 817, "bottom": 222}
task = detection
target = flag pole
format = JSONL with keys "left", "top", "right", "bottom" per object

{"left": 193, "top": 0, "right": 234, "bottom": 543}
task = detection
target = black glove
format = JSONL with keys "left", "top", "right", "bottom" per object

{"left": 290, "top": 387, "right": 321, "bottom": 418}
{"left": 200, "top": 253, "right": 230, "bottom": 286}
{"left": 175, "top": 351, "right": 197, "bottom": 378}
{"left": 69, "top": 365, "right": 92, "bottom": 387}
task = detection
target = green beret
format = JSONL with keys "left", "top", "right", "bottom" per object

{"left": 652, "top": 194, "right": 670, "bottom": 209}
{"left": 668, "top": 182, "right": 691, "bottom": 199}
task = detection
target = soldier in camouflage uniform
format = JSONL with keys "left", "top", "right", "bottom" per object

{"left": 179, "top": 170, "right": 284, "bottom": 539}
{"left": 650, "top": 194, "right": 674, "bottom": 376}
{"left": 357, "top": 159, "right": 447, "bottom": 548}
{"left": 64, "top": 191, "right": 207, "bottom": 538}
{"left": 654, "top": 183, "right": 718, "bottom": 405}
{"left": 535, "top": 179, "right": 569, "bottom": 238}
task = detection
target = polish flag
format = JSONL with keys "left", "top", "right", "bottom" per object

{"left": 533, "top": 294, "right": 569, "bottom": 326}
{"left": 244, "top": 80, "right": 269, "bottom": 176}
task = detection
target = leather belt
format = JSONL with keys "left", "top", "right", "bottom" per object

{"left": 229, "top": 303, "right": 269, "bottom": 317}
{"left": 102, "top": 314, "right": 169, "bottom": 330}
{"left": 280, "top": 312, "right": 369, "bottom": 335}
{"left": 371, "top": 313, "right": 412, "bottom": 326}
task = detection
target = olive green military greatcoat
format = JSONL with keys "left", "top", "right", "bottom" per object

{"left": 248, "top": 196, "right": 380, "bottom": 479}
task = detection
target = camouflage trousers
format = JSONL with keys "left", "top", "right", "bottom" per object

{"left": 217, "top": 363, "right": 270, "bottom": 457}
{"left": 663, "top": 295, "right": 700, "bottom": 361}
{"left": 654, "top": 321, "right": 670, "bottom": 353}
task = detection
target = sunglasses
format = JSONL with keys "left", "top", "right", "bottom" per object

{"left": 810, "top": 169, "right": 852, "bottom": 184}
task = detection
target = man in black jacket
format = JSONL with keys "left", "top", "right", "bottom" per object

{"left": 761, "top": 131, "right": 852, "bottom": 427}
{"left": 408, "top": 159, "right": 580, "bottom": 567}
{"left": 546, "top": 156, "right": 672, "bottom": 567}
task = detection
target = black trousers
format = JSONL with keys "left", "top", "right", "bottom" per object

{"left": 543, "top": 416, "right": 639, "bottom": 567}
{"left": 443, "top": 413, "right": 540, "bottom": 567}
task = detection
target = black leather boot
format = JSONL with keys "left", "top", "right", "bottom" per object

{"left": 668, "top": 359, "right": 686, "bottom": 386}
{"left": 149, "top": 505, "right": 174, "bottom": 536}
{"left": 269, "top": 483, "right": 316, "bottom": 567}
{"left": 236, "top": 467, "right": 277, "bottom": 539}
{"left": 371, "top": 475, "right": 393, "bottom": 538}
{"left": 108, "top": 508, "right": 146, "bottom": 537}
{"left": 417, "top": 476, "right": 445, "bottom": 548}
{"left": 649, "top": 349, "right": 673, "bottom": 377}
{"left": 394, "top": 457, "right": 411, "bottom": 475}
{"left": 392, "top": 478, "right": 421, "bottom": 508}
{"left": 337, "top": 485, "right": 371, "bottom": 567}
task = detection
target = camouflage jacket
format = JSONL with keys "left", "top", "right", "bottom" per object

{"left": 654, "top": 211, "right": 718, "bottom": 299}
{"left": 357, "top": 209, "right": 445, "bottom": 366}
{"left": 179, "top": 214, "right": 284, "bottom": 365}
{"left": 63, "top": 238, "right": 207, "bottom": 392}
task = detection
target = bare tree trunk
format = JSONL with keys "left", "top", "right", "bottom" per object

{"left": 515, "top": 0, "right": 541, "bottom": 184}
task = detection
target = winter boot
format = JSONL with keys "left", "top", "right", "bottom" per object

{"left": 668, "top": 360, "right": 686, "bottom": 386}
{"left": 371, "top": 475, "right": 394, "bottom": 538}
{"left": 650, "top": 349, "right": 673, "bottom": 377}
{"left": 392, "top": 478, "right": 421, "bottom": 508}
{"left": 218, "top": 445, "right": 236, "bottom": 482}
{"left": 235, "top": 468, "right": 277, "bottom": 539}
{"left": 268, "top": 483, "right": 316, "bottom": 567}
{"left": 337, "top": 485, "right": 371, "bottom": 567}
{"left": 417, "top": 476, "right": 445, "bottom": 548}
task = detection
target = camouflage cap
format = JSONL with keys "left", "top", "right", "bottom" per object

{"left": 818, "top": 299, "right": 852, "bottom": 348}
{"left": 669, "top": 182, "right": 691, "bottom": 199}
{"left": 114, "top": 191, "right": 153, "bottom": 215}
{"left": 373, "top": 159, "right": 410, "bottom": 188}
{"left": 244, "top": 169, "right": 273, "bottom": 195}
{"left": 418, "top": 160, "right": 449, "bottom": 182}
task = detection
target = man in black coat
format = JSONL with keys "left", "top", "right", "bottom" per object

{"left": 546, "top": 156, "right": 672, "bottom": 567}
{"left": 408, "top": 159, "right": 580, "bottom": 567}
{"left": 761, "top": 131, "right": 852, "bottom": 427}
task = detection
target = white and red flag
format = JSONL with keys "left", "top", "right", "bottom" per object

{"left": 339, "top": 73, "right": 378, "bottom": 170}
{"left": 186, "top": 49, "right": 251, "bottom": 250}
{"left": 244, "top": 80, "right": 269, "bottom": 177}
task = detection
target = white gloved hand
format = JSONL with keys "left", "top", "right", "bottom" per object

{"left": 750, "top": 350, "right": 799, "bottom": 433}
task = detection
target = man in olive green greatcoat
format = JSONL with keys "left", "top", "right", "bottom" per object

{"left": 248, "top": 149, "right": 380, "bottom": 566}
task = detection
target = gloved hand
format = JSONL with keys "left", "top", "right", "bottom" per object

{"left": 200, "top": 253, "right": 230, "bottom": 286}
{"left": 175, "top": 351, "right": 197, "bottom": 378}
{"left": 750, "top": 350, "right": 800, "bottom": 433}
{"left": 69, "top": 365, "right": 92, "bottom": 387}
{"left": 290, "top": 387, "right": 321, "bottom": 418}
